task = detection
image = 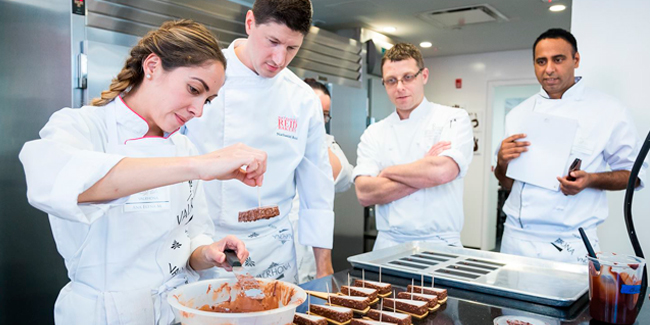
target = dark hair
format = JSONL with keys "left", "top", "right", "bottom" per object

{"left": 304, "top": 78, "right": 330, "bottom": 97}
{"left": 533, "top": 28, "right": 578, "bottom": 57}
{"left": 91, "top": 19, "right": 225, "bottom": 106}
{"left": 381, "top": 43, "right": 424, "bottom": 75}
{"left": 252, "top": 0, "right": 312, "bottom": 35}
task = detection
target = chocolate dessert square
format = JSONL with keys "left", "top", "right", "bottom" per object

{"left": 396, "top": 292, "right": 438, "bottom": 308}
{"left": 406, "top": 285, "right": 447, "bottom": 300}
{"left": 294, "top": 312, "right": 328, "bottom": 325}
{"left": 330, "top": 295, "right": 370, "bottom": 310}
{"left": 382, "top": 298, "right": 429, "bottom": 316}
{"left": 353, "top": 279, "right": 392, "bottom": 295}
{"left": 309, "top": 304, "right": 353, "bottom": 323}
{"left": 340, "top": 285, "right": 378, "bottom": 301}
{"left": 367, "top": 309, "right": 411, "bottom": 325}
{"left": 351, "top": 319, "right": 397, "bottom": 325}
{"left": 238, "top": 205, "right": 280, "bottom": 222}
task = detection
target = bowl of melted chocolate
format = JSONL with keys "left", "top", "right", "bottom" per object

{"left": 168, "top": 276, "right": 306, "bottom": 325}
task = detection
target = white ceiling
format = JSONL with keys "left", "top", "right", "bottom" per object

{"left": 230, "top": 0, "right": 572, "bottom": 58}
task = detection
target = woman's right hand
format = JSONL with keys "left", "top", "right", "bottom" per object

{"left": 192, "top": 143, "right": 267, "bottom": 186}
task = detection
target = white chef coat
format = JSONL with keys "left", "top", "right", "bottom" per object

{"left": 183, "top": 39, "right": 335, "bottom": 283}
{"left": 290, "top": 133, "right": 354, "bottom": 283}
{"left": 500, "top": 78, "right": 646, "bottom": 264}
{"left": 19, "top": 97, "right": 215, "bottom": 324}
{"left": 353, "top": 98, "right": 474, "bottom": 250}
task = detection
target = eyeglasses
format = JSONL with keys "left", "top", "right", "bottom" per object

{"left": 382, "top": 68, "right": 424, "bottom": 87}
{"left": 323, "top": 113, "right": 331, "bottom": 123}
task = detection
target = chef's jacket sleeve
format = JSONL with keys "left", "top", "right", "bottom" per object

{"left": 438, "top": 110, "right": 474, "bottom": 179}
{"left": 329, "top": 140, "right": 354, "bottom": 193}
{"left": 352, "top": 126, "right": 382, "bottom": 179}
{"left": 296, "top": 101, "right": 335, "bottom": 249}
{"left": 19, "top": 108, "right": 125, "bottom": 224}
{"left": 604, "top": 108, "right": 647, "bottom": 190}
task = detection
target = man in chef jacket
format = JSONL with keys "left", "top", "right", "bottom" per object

{"left": 183, "top": 0, "right": 335, "bottom": 283}
{"left": 353, "top": 43, "right": 474, "bottom": 250}
{"left": 495, "top": 28, "right": 646, "bottom": 264}
{"left": 290, "top": 78, "right": 354, "bottom": 283}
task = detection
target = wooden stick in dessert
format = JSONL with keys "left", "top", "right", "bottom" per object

{"left": 379, "top": 299, "right": 383, "bottom": 323}
{"left": 362, "top": 269, "right": 365, "bottom": 287}
{"left": 393, "top": 290, "right": 396, "bottom": 316}
{"left": 411, "top": 279, "right": 414, "bottom": 300}
{"left": 326, "top": 283, "right": 331, "bottom": 305}
{"left": 379, "top": 266, "right": 382, "bottom": 283}
{"left": 308, "top": 291, "right": 311, "bottom": 313}
{"left": 431, "top": 275, "right": 435, "bottom": 287}
{"left": 420, "top": 274, "right": 423, "bottom": 287}
{"left": 347, "top": 273, "right": 351, "bottom": 296}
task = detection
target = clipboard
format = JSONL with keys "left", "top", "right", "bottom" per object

{"left": 506, "top": 111, "right": 578, "bottom": 191}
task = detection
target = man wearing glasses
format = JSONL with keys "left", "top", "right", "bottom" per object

{"left": 353, "top": 43, "right": 474, "bottom": 250}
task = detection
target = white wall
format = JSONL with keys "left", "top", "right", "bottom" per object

{"left": 424, "top": 50, "right": 535, "bottom": 249}
{"left": 572, "top": 0, "right": 650, "bottom": 258}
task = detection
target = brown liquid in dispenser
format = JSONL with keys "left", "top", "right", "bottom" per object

{"left": 589, "top": 263, "right": 641, "bottom": 324}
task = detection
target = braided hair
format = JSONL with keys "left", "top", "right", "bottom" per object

{"left": 91, "top": 19, "right": 225, "bottom": 106}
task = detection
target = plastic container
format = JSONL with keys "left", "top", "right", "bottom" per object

{"left": 167, "top": 278, "right": 306, "bottom": 325}
{"left": 588, "top": 252, "right": 645, "bottom": 324}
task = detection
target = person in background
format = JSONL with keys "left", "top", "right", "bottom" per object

{"left": 19, "top": 20, "right": 263, "bottom": 324}
{"left": 290, "top": 78, "right": 353, "bottom": 283}
{"left": 303, "top": 78, "right": 354, "bottom": 192}
{"left": 183, "top": 0, "right": 335, "bottom": 283}
{"left": 495, "top": 28, "right": 645, "bottom": 264}
{"left": 353, "top": 43, "right": 474, "bottom": 251}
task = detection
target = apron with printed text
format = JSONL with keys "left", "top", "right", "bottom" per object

{"left": 55, "top": 103, "right": 198, "bottom": 324}
{"left": 203, "top": 74, "right": 300, "bottom": 284}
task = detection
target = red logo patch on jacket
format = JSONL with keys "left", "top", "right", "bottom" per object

{"left": 277, "top": 116, "right": 298, "bottom": 133}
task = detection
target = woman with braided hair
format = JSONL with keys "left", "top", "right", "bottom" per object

{"left": 19, "top": 20, "right": 266, "bottom": 324}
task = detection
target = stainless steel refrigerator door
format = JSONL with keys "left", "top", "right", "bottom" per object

{"left": 84, "top": 40, "right": 133, "bottom": 105}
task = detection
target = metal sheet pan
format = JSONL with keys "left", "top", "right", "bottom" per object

{"left": 347, "top": 242, "right": 589, "bottom": 307}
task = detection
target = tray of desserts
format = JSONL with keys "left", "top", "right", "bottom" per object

{"left": 347, "top": 242, "right": 589, "bottom": 307}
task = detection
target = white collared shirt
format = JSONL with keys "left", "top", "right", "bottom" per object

{"left": 501, "top": 78, "right": 646, "bottom": 240}
{"left": 353, "top": 98, "right": 474, "bottom": 239}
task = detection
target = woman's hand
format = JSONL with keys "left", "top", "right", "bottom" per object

{"left": 189, "top": 235, "right": 249, "bottom": 271}
{"left": 192, "top": 143, "right": 267, "bottom": 186}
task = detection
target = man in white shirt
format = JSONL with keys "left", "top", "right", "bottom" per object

{"left": 290, "top": 78, "right": 353, "bottom": 283}
{"left": 353, "top": 43, "right": 474, "bottom": 251}
{"left": 495, "top": 28, "right": 645, "bottom": 264}
{"left": 184, "top": 0, "right": 335, "bottom": 283}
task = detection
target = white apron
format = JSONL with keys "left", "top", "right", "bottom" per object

{"left": 54, "top": 105, "right": 198, "bottom": 324}
{"left": 204, "top": 74, "right": 300, "bottom": 284}
{"left": 500, "top": 225, "right": 600, "bottom": 264}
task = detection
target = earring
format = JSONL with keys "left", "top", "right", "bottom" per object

{"left": 146, "top": 74, "right": 151, "bottom": 79}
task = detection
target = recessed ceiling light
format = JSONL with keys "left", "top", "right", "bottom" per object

{"left": 383, "top": 26, "right": 396, "bottom": 33}
{"left": 549, "top": 4, "right": 566, "bottom": 12}
{"left": 420, "top": 42, "right": 433, "bottom": 48}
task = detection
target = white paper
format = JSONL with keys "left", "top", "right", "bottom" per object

{"left": 506, "top": 111, "right": 578, "bottom": 191}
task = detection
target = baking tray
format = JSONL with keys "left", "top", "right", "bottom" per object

{"left": 347, "top": 242, "right": 589, "bottom": 307}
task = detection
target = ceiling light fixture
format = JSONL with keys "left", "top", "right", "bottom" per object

{"left": 549, "top": 4, "right": 566, "bottom": 12}
{"left": 420, "top": 42, "right": 433, "bottom": 48}
{"left": 383, "top": 26, "right": 396, "bottom": 33}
